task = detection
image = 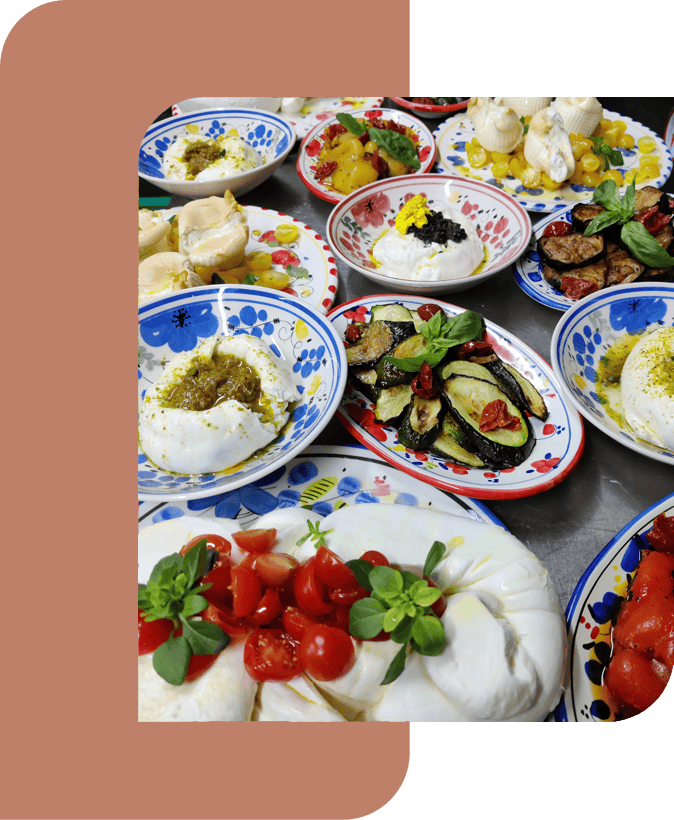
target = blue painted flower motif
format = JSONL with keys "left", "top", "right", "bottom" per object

{"left": 151, "top": 506, "right": 185, "bottom": 524}
{"left": 588, "top": 591, "right": 622, "bottom": 624}
{"left": 186, "top": 466, "right": 288, "bottom": 519}
{"left": 609, "top": 297, "right": 668, "bottom": 334}
{"left": 621, "top": 533, "right": 647, "bottom": 572}
{"left": 140, "top": 302, "right": 220, "bottom": 352}
{"left": 138, "top": 149, "right": 162, "bottom": 177}
{"left": 227, "top": 307, "right": 275, "bottom": 338}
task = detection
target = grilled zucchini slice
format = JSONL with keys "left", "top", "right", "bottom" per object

{"left": 398, "top": 395, "right": 443, "bottom": 451}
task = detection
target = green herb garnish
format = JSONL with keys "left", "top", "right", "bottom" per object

{"left": 590, "top": 136, "right": 624, "bottom": 170}
{"left": 347, "top": 541, "right": 448, "bottom": 685}
{"left": 138, "top": 540, "right": 229, "bottom": 685}
{"left": 296, "top": 520, "right": 335, "bottom": 549}
{"left": 584, "top": 179, "right": 674, "bottom": 269}
{"left": 335, "top": 113, "right": 421, "bottom": 170}
{"left": 520, "top": 116, "right": 529, "bottom": 136}
{"left": 286, "top": 264, "right": 311, "bottom": 281}
{"left": 383, "top": 309, "right": 486, "bottom": 373}
{"left": 243, "top": 273, "right": 258, "bottom": 285}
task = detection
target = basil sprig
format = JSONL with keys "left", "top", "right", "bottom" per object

{"left": 138, "top": 540, "right": 229, "bottom": 685}
{"left": 590, "top": 136, "right": 624, "bottom": 170}
{"left": 383, "top": 309, "right": 486, "bottom": 373}
{"left": 584, "top": 179, "right": 674, "bottom": 269}
{"left": 336, "top": 112, "right": 421, "bottom": 170}
{"left": 296, "top": 520, "right": 334, "bottom": 549}
{"left": 347, "top": 541, "right": 448, "bottom": 685}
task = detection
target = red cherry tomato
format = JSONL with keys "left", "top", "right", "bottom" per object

{"left": 360, "top": 550, "right": 390, "bottom": 567}
{"left": 251, "top": 589, "right": 283, "bottom": 626}
{"left": 201, "top": 602, "right": 251, "bottom": 642}
{"left": 180, "top": 533, "right": 231, "bottom": 557}
{"left": 324, "top": 605, "right": 351, "bottom": 632}
{"left": 425, "top": 577, "right": 447, "bottom": 618}
{"left": 315, "top": 545, "right": 356, "bottom": 588}
{"left": 138, "top": 610, "right": 174, "bottom": 655}
{"left": 416, "top": 303, "right": 443, "bottom": 322}
{"left": 231, "top": 528, "right": 278, "bottom": 554}
{"left": 231, "top": 565, "right": 262, "bottom": 618}
{"left": 184, "top": 653, "right": 218, "bottom": 682}
{"left": 328, "top": 581, "right": 370, "bottom": 606}
{"left": 294, "top": 557, "right": 335, "bottom": 616}
{"left": 282, "top": 606, "right": 324, "bottom": 642}
{"left": 542, "top": 221, "right": 573, "bottom": 238}
{"left": 298, "top": 625, "right": 356, "bottom": 681}
{"left": 254, "top": 552, "right": 300, "bottom": 588}
{"left": 244, "top": 628, "right": 301, "bottom": 682}
{"left": 201, "top": 554, "right": 232, "bottom": 607}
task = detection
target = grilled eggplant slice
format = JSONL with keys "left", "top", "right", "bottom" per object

{"left": 538, "top": 232, "right": 605, "bottom": 271}
{"left": 373, "top": 384, "right": 414, "bottom": 425}
{"left": 398, "top": 395, "right": 443, "bottom": 451}
{"left": 634, "top": 185, "right": 671, "bottom": 215}
{"left": 442, "top": 375, "right": 534, "bottom": 467}
{"left": 375, "top": 333, "right": 427, "bottom": 387}
{"left": 428, "top": 416, "right": 486, "bottom": 468}
{"left": 606, "top": 242, "right": 645, "bottom": 286}
{"left": 570, "top": 202, "right": 607, "bottom": 233}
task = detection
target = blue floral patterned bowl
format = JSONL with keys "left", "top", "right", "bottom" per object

{"left": 138, "top": 108, "right": 295, "bottom": 199}
{"left": 138, "top": 285, "right": 347, "bottom": 500}
{"left": 550, "top": 283, "right": 674, "bottom": 464}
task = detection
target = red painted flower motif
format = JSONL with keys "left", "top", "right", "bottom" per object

{"left": 272, "top": 249, "right": 301, "bottom": 267}
{"left": 344, "top": 305, "right": 369, "bottom": 322}
{"left": 419, "top": 145, "right": 431, "bottom": 162}
{"left": 494, "top": 217, "right": 508, "bottom": 234}
{"left": 282, "top": 287, "right": 298, "bottom": 297}
{"left": 542, "top": 424, "right": 556, "bottom": 436}
{"left": 531, "top": 457, "right": 560, "bottom": 474}
{"left": 450, "top": 465, "right": 470, "bottom": 475}
{"left": 347, "top": 404, "right": 388, "bottom": 442}
{"left": 405, "top": 448, "right": 428, "bottom": 461}
{"left": 342, "top": 238, "right": 355, "bottom": 253}
{"left": 259, "top": 230, "right": 278, "bottom": 244}
{"left": 351, "top": 192, "right": 391, "bottom": 229}
{"left": 305, "top": 138, "right": 322, "bottom": 158}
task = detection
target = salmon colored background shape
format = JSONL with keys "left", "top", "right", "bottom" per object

{"left": 0, "top": 1, "right": 410, "bottom": 818}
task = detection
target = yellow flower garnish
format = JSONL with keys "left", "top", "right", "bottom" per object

{"left": 395, "top": 195, "right": 431, "bottom": 235}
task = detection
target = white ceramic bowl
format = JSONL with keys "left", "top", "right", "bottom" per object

{"left": 138, "top": 108, "right": 295, "bottom": 199}
{"left": 296, "top": 107, "right": 436, "bottom": 204}
{"left": 390, "top": 96, "right": 470, "bottom": 119}
{"left": 550, "top": 282, "right": 674, "bottom": 464}
{"left": 326, "top": 174, "right": 532, "bottom": 294}
{"left": 138, "top": 285, "right": 347, "bottom": 500}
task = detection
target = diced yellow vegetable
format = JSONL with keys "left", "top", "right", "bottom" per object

{"left": 580, "top": 153, "right": 601, "bottom": 172}
{"left": 468, "top": 147, "right": 489, "bottom": 169}
{"left": 582, "top": 171, "right": 602, "bottom": 188}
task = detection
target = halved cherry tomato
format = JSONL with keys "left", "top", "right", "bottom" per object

{"left": 231, "top": 565, "right": 262, "bottom": 618}
{"left": 293, "top": 556, "right": 334, "bottom": 616}
{"left": 251, "top": 589, "right": 283, "bottom": 626}
{"left": 298, "top": 625, "right": 356, "bottom": 681}
{"left": 360, "top": 550, "right": 390, "bottom": 567}
{"left": 425, "top": 577, "right": 447, "bottom": 618}
{"left": 328, "top": 581, "right": 370, "bottom": 606}
{"left": 282, "top": 606, "right": 324, "bottom": 642}
{"left": 254, "top": 552, "right": 300, "bottom": 588}
{"left": 184, "top": 653, "right": 219, "bottom": 682}
{"left": 231, "top": 528, "right": 277, "bottom": 554}
{"left": 201, "top": 554, "right": 232, "bottom": 607}
{"left": 201, "top": 602, "right": 251, "bottom": 642}
{"left": 542, "top": 221, "right": 573, "bottom": 238}
{"left": 325, "top": 605, "right": 351, "bottom": 632}
{"left": 416, "top": 303, "right": 443, "bottom": 322}
{"left": 138, "top": 610, "right": 174, "bottom": 655}
{"left": 244, "top": 628, "right": 301, "bottom": 682}
{"left": 315, "top": 545, "right": 355, "bottom": 588}
{"left": 180, "top": 533, "right": 231, "bottom": 558}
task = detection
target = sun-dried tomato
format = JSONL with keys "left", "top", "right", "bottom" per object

{"left": 634, "top": 206, "right": 672, "bottom": 235}
{"left": 560, "top": 275, "right": 600, "bottom": 301}
{"left": 543, "top": 221, "right": 574, "bottom": 238}
{"left": 416, "top": 303, "right": 444, "bottom": 322}
{"left": 479, "top": 400, "right": 521, "bottom": 432}
{"left": 370, "top": 152, "right": 389, "bottom": 179}
{"left": 324, "top": 123, "right": 347, "bottom": 143}
{"left": 345, "top": 323, "right": 363, "bottom": 343}
{"left": 369, "top": 116, "right": 386, "bottom": 130}
{"left": 385, "top": 120, "right": 408, "bottom": 136}
{"left": 645, "top": 513, "right": 674, "bottom": 555}
{"left": 411, "top": 361, "right": 440, "bottom": 398}
{"left": 315, "top": 161, "right": 337, "bottom": 181}
{"left": 411, "top": 97, "right": 435, "bottom": 106}
{"left": 457, "top": 340, "right": 494, "bottom": 359}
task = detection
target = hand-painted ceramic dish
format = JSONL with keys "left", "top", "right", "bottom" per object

{"left": 297, "top": 108, "right": 437, "bottom": 204}
{"left": 434, "top": 109, "right": 673, "bottom": 214}
{"left": 138, "top": 442, "right": 507, "bottom": 532}
{"left": 326, "top": 173, "right": 531, "bottom": 295}
{"left": 550, "top": 283, "right": 674, "bottom": 464}
{"left": 138, "top": 285, "right": 347, "bottom": 501}
{"left": 138, "top": 108, "right": 295, "bottom": 199}
{"left": 665, "top": 105, "right": 674, "bottom": 151}
{"left": 172, "top": 98, "right": 386, "bottom": 139}
{"left": 328, "top": 294, "right": 585, "bottom": 500}
{"left": 553, "top": 492, "right": 674, "bottom": 721}
{"left": 158, "top": 204, "right": 339, "bottom": 313}
{"left": 390, "top": 97, "right": 470, "bottom": 119}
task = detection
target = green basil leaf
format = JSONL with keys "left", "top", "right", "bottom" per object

{"left": 180, "top": 593, "right": 209, "bottom": 619}
{"left": 584, "top": 209, "right": 624, "bottom": 236}
{"left": 381, "top": 642, "right": 409, "bottom": 685}
{"left": 179, "top": 616, "right": 229, "bottom": 655}
{"left": 390, "top": 617, "right": 414, "bottom": 645}
{"left": 400, "top": 570, "right": 421, "bottom": 591}
{"left": 244, "top": 273, "right": 258, "bottom": 285}
{"left": 152, "top": 635, "right": 191, "bottom": 686}
{"left": 369, "top": 566, "right": 404, "bottom": 599}
{"left": 349, "top": 598, "right": 386, "bottom": 639}
{"left": 368, "top": 127, "right": 421, "bottom": 170}
{"left": 591, "top": 179, "right": 622, "bottom": 212}
{"left": 383, "top": 605, "right": 408, "bottom": 633}
{"left": 621, "top": 221, "right": 674, "bottom": 268}
{"left": 413, "top": 586, "right": 442, "bottom": 608}
{"left": 148, "top": 553, "right": 181, "bottom": 587}
{"left": 621, "top": 178, "right": 636, "bottom": 218}
{"left": 181, "top": 541, "right": 209, "bottom": 588}
{"left": 411, "top": 615, "right": 446, "bottom": 656}
{"left": 423, "top": 540, "right": 447, "bottom": 577}
{"left": 345, "top": 559, "right": 374, "bottom": 591}
{"left": 336, "top": 112, "right": 367, "bottom": 136}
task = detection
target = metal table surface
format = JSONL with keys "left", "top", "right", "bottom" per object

{"left": 140, "top": 97, "right": 674, "bottom": 612}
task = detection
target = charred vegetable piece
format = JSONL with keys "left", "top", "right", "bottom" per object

{"left": 606, "top": 242, "right": 645, "bottom": 286}
{"left": 346, "top": 321, "right": 396, "bottom": 367}
{"left": 373, "top": 384, "right": 414, "bottom": 425}
{"left": 370, "top": 304, "right": 415, "bottom": 323}
{"left": 428, "top": 415, "right": 486, "bottom": 468}
{"left": 375, "top": 333, "right": 427, "bottom": 388}
{"left": 538, "top": 232, "right": 605, "bottom": 271}
{"left": 398, "top": 395, "right": 443, "bottom": 451}
{"left": 442, "top": 375, "right": 533, "bottom": 467}
{"left": 570, "top": 202, "right": 608, "bottom": 234}
{"left": 498, "top": 363, "right": 548, "bottom": 420}
{"left": 634, "top": 185, "right": 672, "bottom": 215}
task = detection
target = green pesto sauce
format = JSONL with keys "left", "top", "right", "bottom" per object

{"left": 183, "top": 140, "right": 223, "bottom": 179}
{"left": 163, "top": 353, "right": 262, "bottom": 412}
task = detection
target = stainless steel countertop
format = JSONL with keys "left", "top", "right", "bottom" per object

{"left": 140, "top": 98, "right": 674, "bottom": 612}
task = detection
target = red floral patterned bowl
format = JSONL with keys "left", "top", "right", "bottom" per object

{"left": 389, "top": 96, "right": 470, "bottom": 119}
{"left": 326, "top": 174, "right": 532, "bottom": 295}
{"left": 296, "top": 108, "right": 437, "bottom": 205}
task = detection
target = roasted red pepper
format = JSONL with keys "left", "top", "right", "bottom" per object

{"left": 634, "top": 206, "right": 671, "bottom": 235}
{"left": 560, "top": 275, "right": 600, "bottom": 301}
{"left": 645, "top": 512, "right": 674, "bottom": 554}
{"left": 315, "top": 161, "right": 337, "bottom": 181}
